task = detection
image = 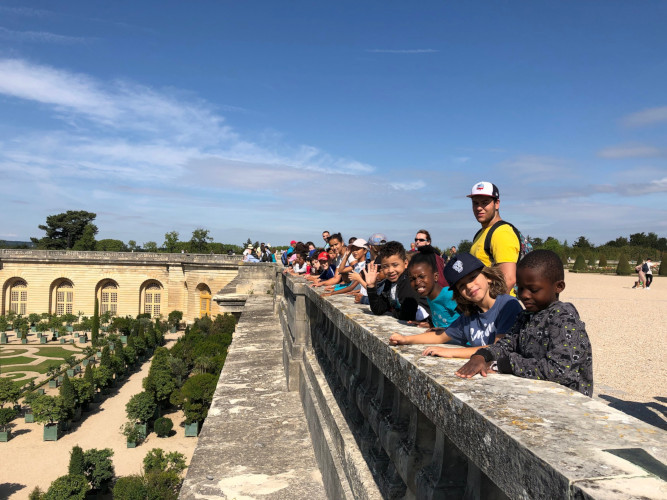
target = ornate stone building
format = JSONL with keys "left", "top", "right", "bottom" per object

{"left": 0, "top": 250, "right": 245, "bottom": 322}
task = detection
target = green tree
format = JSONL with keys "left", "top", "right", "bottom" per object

{"left": 190, "top": 228, "right": 213, "bottom": 253}
{"left": 28, "top": 486, "right": 44, "bottom": 500}
{"left": 83, "top": 448, "right": 115, "bottom": 491}
{"left": 31, "top": 210, "right": 97, "bottom": 249}
{"left": 93, "top": 365, "right": 113, "bottom": 389}
{"left": 59, "top": 374, "right": 77, "bottom": 420}
{"left": 143, "top": 348, "right": 177, "bottom": 405}
{"left": 0, "top": 377, "right": 21, "bottom": 407}
{"left": 163, "top": 231, "right": 180, "bottom": 253}
{"left": 143, "top": 448, "right": 187, "bottom": 475}
{"left": 660, "top": 253, "right": 667, "bottom": 276}
{"left": 112, "top": 475, "right": 147, "bottom": 500}
{"left": 32, "top": 395, "right": 67, "bottom": 426}
{"left": 173, "top": 373, "right": 217, "bottom": 424}
{"left": 68, "top": 445, "right": 85, "bottom": 476}
{"left": 598, "top": 254, "right": 608, "bottom": 267}
{"left": 91, "top": 298, "right": 100, "bottom": 344}
{"left": 96, "top": 239, "right": 128, "bottom": 252}
{"left": 572, "top": 254, "right": 586, "bottom": 271}
{"left": 0, "top": 407, "right": 17, "bottom": 432}
{"left": 128, "top": 240, "right": 139, "bottom": 252}
{"left": 572, "top": 236, "right": 593, "bottom": 249}
{"left": 143, "top": 241, "right": 159, "bottom": 252}
{"left": 125, "top": 392, "right": 157, "bottom": 424}
{"left": 71, "top": 378, "right": 94, "bottom": 406}
{"left": 616, "top": 253, "right": 632, "bottom": 276}
{"left": 153, "top": 417, "right": 173, "bottom": 437}
{"left": 44, "top": 474, "right": 89, "bottom": 500}
{"left": 71, "top": 223, "right": 97, "bottom": 251}
{"left": 457, "top": 239, "right": 472, "bottom": 254}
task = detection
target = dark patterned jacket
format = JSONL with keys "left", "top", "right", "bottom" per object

{"left": 476, "top": 301, "right": 594, "bottom": 397}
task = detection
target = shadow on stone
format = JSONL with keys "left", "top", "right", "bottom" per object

{"left": 598, "top": 394, "right": 667, "bottom": 431}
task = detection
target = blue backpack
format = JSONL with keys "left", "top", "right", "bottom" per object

{"left": 474, "top": 220, "right": 532, "bottom": 264}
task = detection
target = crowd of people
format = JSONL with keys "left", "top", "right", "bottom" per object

{"left": 281, "top": 181, "right": 594, "bottom": 397}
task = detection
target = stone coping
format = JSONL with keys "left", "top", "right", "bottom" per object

{"left": 0, "top": 249, "right": 244, "bottom": 265}
{"left": 284, "top": 274, "right": 667, "bottom": 499}
{"left": 179, "top": 295, "right": 325, "bottom": 500}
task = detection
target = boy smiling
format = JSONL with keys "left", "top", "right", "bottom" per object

{"left": 456, "top": 250, "right": 594, "bottom": 396}
{"left": 365, "top": 241, "right": 429, "bottom": 322}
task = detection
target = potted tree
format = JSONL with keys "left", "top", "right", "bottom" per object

{"left": 125, "top": 391, "right": 156, "bottom": 438}
{"left": 32, "top": 395, "right": 67, "bottom": 441}
{"left": 121, "top": 421, "right": 142, "bottom": 448}
{"left": 168, "top": 311, "right": 183, "bottom": 333}
{"left": 0, "top": 407, "right": 17, "bottom": 441}
{"left": 0, "top": 377, "right": 21, "bottom": 411}
{"left": 23, "top": 391, "right": 38, "bottom": 423}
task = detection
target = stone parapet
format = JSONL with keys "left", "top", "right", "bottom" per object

{"left": 179, "top": 295, "right": 326, "bottom": 500}
{"left": 0, "top": 249, "right": 243, "bottom": 266}
{"left": 279, "top": 272, "right": 667, "bottom": 499}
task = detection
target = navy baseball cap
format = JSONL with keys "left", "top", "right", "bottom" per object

{"left": 444, "top": 253, "right": 484, "bottom": 288}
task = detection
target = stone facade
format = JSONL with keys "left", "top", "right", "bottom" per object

{"left": 0, "top": 250, "right": 243, "bottom": 322}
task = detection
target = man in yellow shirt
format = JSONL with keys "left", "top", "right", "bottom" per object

{"left": 468, "top": 182, "right": 520, "bottom": 294}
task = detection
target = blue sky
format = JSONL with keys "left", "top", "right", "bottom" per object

{"left": 0, "top": 1, "right": 666, "bottom": 248}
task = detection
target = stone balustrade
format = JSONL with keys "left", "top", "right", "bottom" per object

{"left": 278, "top": 271, "right": 667, "bottom": 499}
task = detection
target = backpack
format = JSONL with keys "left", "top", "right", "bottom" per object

{"left": 281, "top": 251, "right": 290, "bottom": 266}
{"left": 474, "top": 220, "right": 532, "bottom": 264}
{"left": 641, "top": 262, "right": 649, "bottom": 273}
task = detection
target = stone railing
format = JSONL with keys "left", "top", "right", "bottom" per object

{"left": 278, "top": 272, "right": 667, "bottom": 499}
{"left": 0, "top": 249, "right": 243, "bottom": 264}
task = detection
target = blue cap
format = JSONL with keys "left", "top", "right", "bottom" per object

{"left": 443, "top": 253, "right": 484, "bottom": 288}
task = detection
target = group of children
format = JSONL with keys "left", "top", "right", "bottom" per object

{"left": 283, "top": 234, "right": 593, "bottom": 397}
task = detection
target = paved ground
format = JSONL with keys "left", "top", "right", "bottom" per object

{"left": 0, "top": 331, "right": 197, "bottom": 499}
{"left": 558, "top": 272, "right": 666, "bottom": 430}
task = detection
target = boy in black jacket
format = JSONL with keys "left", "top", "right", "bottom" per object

{"left": 456, "top": 250, "right": 594, "bottom": 396}
{"left": 365, "top": 241, "right": 430, "bottom": 322}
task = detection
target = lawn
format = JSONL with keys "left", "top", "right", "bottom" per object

{"left": 1, "top": 360, "right": 65, "bottom": 375}
{"left": 0, "top": 348, "right": 29, "bottom": 357}
{"left": 33, "top": 346, "right": 83, "bottom": 359}
{"left": 0, "top": 356, "right": 35, "bottom": 366}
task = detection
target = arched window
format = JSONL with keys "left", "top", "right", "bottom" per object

{"left": 144, "top": 284, "right": 162, "bottom": 318}
{"left": 199, "top": 285, "right": 211, "bottom": 318}
{"left": 56, "top": 282, "right": 74, "bottom": 316}
{"left": 10, "top": 279, "right": 28, "bottom": 315}
{"left": 101, "top": 283, "right": 118, "bottom": 316}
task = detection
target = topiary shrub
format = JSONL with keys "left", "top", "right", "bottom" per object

{"left": 44, "top": 474, "right": 89, "bottom": 500}
{"left": 154, "top": 417, "right": 173, "bottom": 438}
{"left": 598, "top": 254, "right": 608, "bottom": 267}
{"left": 616, "top": 253, "right": 632, "bottom": 276}
{"left": 113, "top": 475, "right": 147, "bottom": 500}
{"left": 572, "top": 254, "right": 587, "bottom": 271}
{"left": 660, "top": 252, "right": 667, "bottom": 276}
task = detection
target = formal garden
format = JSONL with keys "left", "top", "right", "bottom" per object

{"left": 0, "top": 307, "right": 236, "bottom": 498}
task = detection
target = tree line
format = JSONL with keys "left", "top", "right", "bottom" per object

{"left": 4, "top": 210, "right": 254, "bottom": 254}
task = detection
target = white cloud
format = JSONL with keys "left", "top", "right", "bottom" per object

{"left": 497, "top": 155, "right": 572, "bottom": 180}
{"left": 0, "top": 27, "right": 88, "bottom": 44}
{"left": 390, "top": 180, "right": 426, "bottom": 191}
{"left": 598, "top": 145, "right": 664, "bottom": 158}
{"left": 622, "top": 106, "right": 667, "bottom": 127}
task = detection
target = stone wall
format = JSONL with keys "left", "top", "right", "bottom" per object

{"left": 0, "top": 249, "right": 242, "bottom": 322}
{"left": 278, "top": 272, "right": 667, "bottom": 499}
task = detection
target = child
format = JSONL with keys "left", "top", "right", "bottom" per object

{"left": 365, "top": 241, "right": 430, "bottom": 322}
{"left": 312, "top": 233, "right": 345, "bottom": 287}
{"left": 456, "top": 250, "right": 594, "bottom": 397}
{"left": 406, "top": 252, "right": 460, "bottom": 328}
{"left": 288, "top": 253, "right": 308, "bottom": 275}
{"left": 389, "top": 253, "right": 522, "bottom": 359}
{"left": 322, "top": 239, "right": 368, "bottom": 297}
{"left": 307, "top": 252, "right": 335, "bottom": 283}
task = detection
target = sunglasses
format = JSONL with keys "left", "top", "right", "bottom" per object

{"left": 414, "top": 238, "right": 428, "bottom": 242}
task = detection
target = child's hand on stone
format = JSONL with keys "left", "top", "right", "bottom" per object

{"left": 389, "top": 333, "right": 408, "bottom": 345}
{"left": 455, "top": 355, "right": 491, "bottom": 378}
{"left": 407, "top": 320, "right": 430, "bottom": 328}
